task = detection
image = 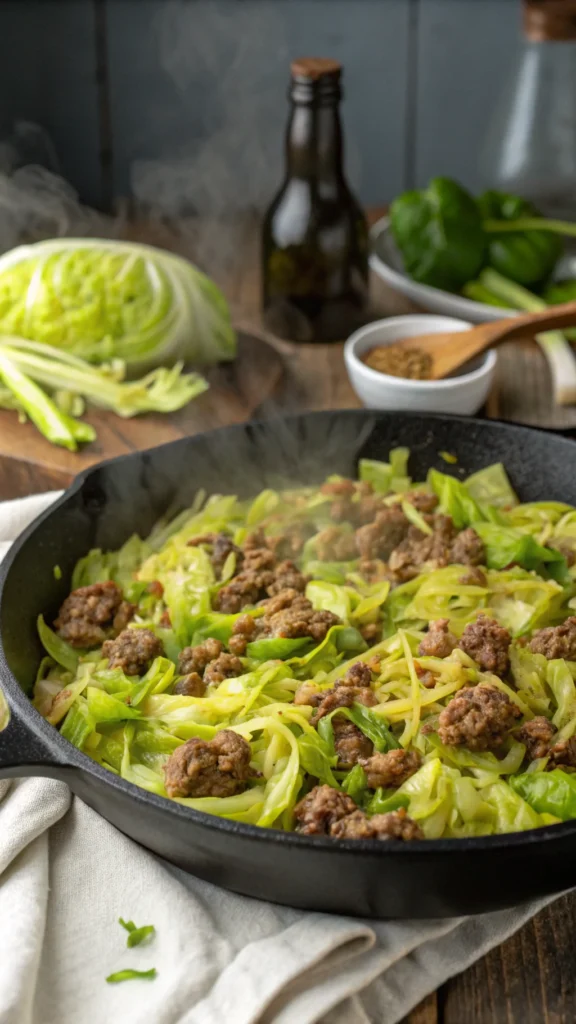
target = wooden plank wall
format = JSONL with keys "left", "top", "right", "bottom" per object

{"left": 0, "top": 0, "right": 521, "bottom": 210}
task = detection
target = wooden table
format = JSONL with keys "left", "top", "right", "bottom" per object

{"left": 1, "top": 213, "right": 575, "bottom": 1022}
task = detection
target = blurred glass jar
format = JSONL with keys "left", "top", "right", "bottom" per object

{"left": 482, "top": 0, "right": 576, "bottom": 219}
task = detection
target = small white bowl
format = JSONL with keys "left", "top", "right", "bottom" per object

{"left": 344, "top": 314, "right": 497, "bottom": 415}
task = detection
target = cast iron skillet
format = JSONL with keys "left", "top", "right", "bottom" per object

{"left": 2, "top": 410, "right": 576, "bottom": 920}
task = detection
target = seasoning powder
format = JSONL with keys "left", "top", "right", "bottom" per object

{"left": 362, "top": 343, "right": 432, "bottom": 380}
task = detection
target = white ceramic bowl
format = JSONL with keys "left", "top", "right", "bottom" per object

{"left": 344, "top": 314, "right": 497, "bottom": 415}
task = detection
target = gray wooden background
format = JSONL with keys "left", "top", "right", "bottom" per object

{"left": 0, "top": 0, "right": 523, "bottom": 213}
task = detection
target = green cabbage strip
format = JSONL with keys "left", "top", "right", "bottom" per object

{"left": 511, "top": 770, "right": 576, "bottom": 821}
{"left": 0, "top": 335, "right": 208, "bottom": 450}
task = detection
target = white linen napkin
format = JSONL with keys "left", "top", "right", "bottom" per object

{"left": 0, "top": 492, "right": 564, "bottom": 1024}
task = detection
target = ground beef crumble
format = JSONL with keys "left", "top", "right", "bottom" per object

{"left": 515, "top": 716, "right": 556, "bottom": 761}
{"left": 332, "top": 718, "right": 374, "bottom": 769}
{"left": 315, "top": 526, "right": 358, "bottom": 562}
{"left": 438, "top": 685, "right": 522, "bottom": 751}
{"left": 293, "top": 784, "right": 357, "bottom": 835}
{"left": 450, "top": 527, "right": 485, "bottom": 567}
{"left": 310, "top": 662, "right": 377, "bottom": 724}
{"left": 164, "top": 729, "right": 252, "bottom": 799}
{"left": 177, "top": 639, "right": 242, "bottom": 688}
{"left": 330, "top": 807, "right": 423, "bottom": 841}
{"left": 459, "top": 616, "right": 511, "bottom": 676}
{"left": 54, "top": 581, "right": 133, "bottom": 648}
{"left": 177, "top": 638, "right": 223, "bottom": 676}
{"left": 418, "top": 619, "right": 458, "bottom": 659}
{"left": 355, "top": 506, "right": 410, "bottom": 561}
{"left": 459, "top": 566, "right": 487, "bottom": 587}
{"left": 547, "top": 736, "right": 576, "bottom": 771}
{"left": 529, "top": 617, "right": 576, "bottom": 661}
{"left": 203, "top": 653, "right": 244, "bottom": 685}
{"left": 174, "top": 673, "right": 205, "bottom": 697}
{"left": 102, "top": 627, "right": 164, "bottom": 676}
{"left": 256, "top": 589, "right": 339, "bottom": 643}
{"left": 360, "top": 749, "right": 422, "bottom": 789}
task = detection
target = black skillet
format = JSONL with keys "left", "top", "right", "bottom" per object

{"left": 1, "top": 409, "right": 576, "bottom": 920}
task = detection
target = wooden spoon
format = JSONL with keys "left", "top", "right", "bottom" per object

{"left": 394, "top": 300, "right": 576, "bottom": 380}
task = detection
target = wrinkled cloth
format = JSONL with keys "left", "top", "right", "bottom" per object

{"left": 0, "top": 492, "right": 563, "bottom": 1024}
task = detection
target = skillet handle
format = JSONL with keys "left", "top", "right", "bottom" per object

{"left": 0, "top": 695, "right": 69, "bottom": 779}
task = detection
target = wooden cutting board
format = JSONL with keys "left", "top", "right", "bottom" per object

{"left": 0, "top": 330, "right": 291, "bottom": 497}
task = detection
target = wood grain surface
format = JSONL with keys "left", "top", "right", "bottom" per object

{"left": 2, "top": 211, "right": 576, "bottom": 1023}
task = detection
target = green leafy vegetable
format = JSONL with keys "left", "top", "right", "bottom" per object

{"left": 389, "top": 177, "right": 486, "bottom": 291}
{"left": 246, "top": 637, "right": 312, "bottom": 660}
{"left": 365, "top": 788, "right": 410, "bottom": 815}
{"left": 37, "top": 615, "right": 79, "bottom": 672}
{"left": 511, "top": 769, "right": 576, "bottom": 821}
{"left": 478, "top": 190, "right": 563, "bottom": 288}
{"left": 0, "top": 239, "right": 235, "bottom": 370}
{"left": 342, "top": 764, "right": 367, "bottom": 801}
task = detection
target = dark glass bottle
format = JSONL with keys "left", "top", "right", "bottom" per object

{"left": 262, "top": 58, "right": 369, "bottom": 343}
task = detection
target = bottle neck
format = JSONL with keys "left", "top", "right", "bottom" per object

{"left": 284, "top": 100, "right": 345, "bottom": 184}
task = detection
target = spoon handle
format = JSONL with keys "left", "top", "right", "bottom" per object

{"left": 481, "top": 299, "right": 576, "bottom": 344}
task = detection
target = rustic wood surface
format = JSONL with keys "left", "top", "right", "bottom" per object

{"left": 1, "top": 210, "right": 576, "bottom": 1022}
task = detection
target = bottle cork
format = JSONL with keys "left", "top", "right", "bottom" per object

{"left": 524, "top": 0, "right": 576, "bottom": 41}
{"left": 290, "top": 58, "right": 342, "bottom": 81}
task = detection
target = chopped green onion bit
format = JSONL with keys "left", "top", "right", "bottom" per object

{"left": 106, "top": 968, "right": 157, "bottom": 984}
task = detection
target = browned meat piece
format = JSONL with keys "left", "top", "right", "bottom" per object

{"left": 54, "top": 580, "right": 125, "bottom": 648}
{"left": 293, "top": 784, "right": 357, "bottom": 835}
{"left": 186, "top": 533, "right": 216, "bottom": 547}
{"left": 242, "top": 545, "right": 276, "bottom": 572}
{"left": 228, "top": 614, "right": 256, "bottom": 654}
{"left": 320, "top": 479, "right": 356, "bottom": 497}
{"left": 547, "top": 736, "right": 576, "bottom": 770}
{"left": 102, "top": 627, "right": 164, "bottom": 676}
{"left": 311, "top": 680, "right": 377, "bottom": 725}
{"left": 438, "top": 685, "right": 522, "bottom": 751}
{"left": 355, "top": 506, "right": 409, "bottom": 561}
{"left": 515, "top": 716, "right": 555, "bottom": 761}
{"left": 450, "top": 527, "right": 485, "bottom": 567}
{"left": 387, "top": 515, "right": 456, "bottom": 584}
{"left": 405, "top": 492, "right": 439, "bottom": 514}
{"left": 459, "top": 567, "right": 487, "bottom": 587}
{"left": 330, "top": 808, "right": 423, "bottom": 841}
{"left": 113, "top": 601, "right": 136, "bottom": 634}
{"left": 418, "top": 618, "right": 458, "bottom": 659}
{"left": 355, "top": 495, "right": 384, "bottom": 525}
{"left": 360, "top": 749, "right": 422, "bottom": 789}
{"left": 164, "top": 730, "right": 252, "bottom": 799}
{"left": 529, "top": 616, "right": 576, "bottom": 661}
{"left": 333, "top": 718, "right": 374, "bottom": 769}
{"left": 359, "top": 558, "right": 388, "bottom": 583}
{"left": 342, "top": 661, "right": 373, "bottom": 688}
{"left": 259, "top": 591, "right": 339, "bottom": 643}
{"left": 268, "top": 560, "right": 308, "bottom": 596}
{"left": 293, "top": 682, "right": 323, "bottom": 706}
{"left": 360, "top": 622, "right": 381, "bottom": 644}
{"left": 211, "top": 533, "right": 243, "bottom": 577}
{"left": 177, "top": 638, "right": 223, "bottom": 676}
{"left": 203, "top": 653, "right": 244, "bottom": 685}
{"left": 267, "top": 523, "right": 313, "bottom": 559}
{"left": 315, "top": 527, "right": 358, "bottom": 562}
{"left": 215, "top": 569, "right": 276, "bottom": 613}
{"left": 146, "top": 580, "right": 164, "bottom": 598}
{"left": 174, "top": 673, "right": 205, "bottom": 697}
{"left": 459, "top": 615, "right": 511, "bottom": 675}
{"left": 417, "top": 669, "right": 437, "bottom": 689}
{"left": 232, "top": 614, "right": 257, "bottom": 639}
{"left": 160, "top": 610, "right": 171, "bottom": 627}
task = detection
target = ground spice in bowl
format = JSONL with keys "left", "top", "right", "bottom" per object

{"left": 362, "top": 343, "right": 432, "bottom": 380}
